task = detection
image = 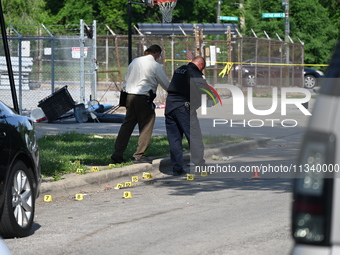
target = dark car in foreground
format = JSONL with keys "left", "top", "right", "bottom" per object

{"left": 233, "top": 57, "right": 324, "bottom": 88}
{"left": 0, "top": 100, "right": 41, "bottom": 237}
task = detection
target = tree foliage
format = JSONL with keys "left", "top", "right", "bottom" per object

{"left": 2, "top": 0, "right": 49, "bottom": 25}
{"left": 290, "top": 0, "right": 338, "bottom": 64}
{"left": 244, "top": 0, "right": 338, "bottom": 65}
{"left": 2, "top": 0, "right": 339, "bottom": 65}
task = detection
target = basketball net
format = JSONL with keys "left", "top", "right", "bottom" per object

{"left": 156, "top": 0, "right": 177, "bottom": 23}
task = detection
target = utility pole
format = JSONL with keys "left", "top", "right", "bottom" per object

{"left": 80, "top": 19, "right": 85, "bottom": 103}
{"left": 239, "top": 0, "right": 245, "bottom": 30}
{"left": 283, "top": 0, "right": 290, "bottom": 43}
{"left": 128, "top": 0, "right": 133, "bottom": 64}
{"left": 217, "top": 0, "right": 221, "bottom": 24}
{"left": 283, "top": 0, "right": 290, "bottom": 85}
{"left": 128, "top": 1, "right": 152, "bottom": 64}
{"left": 216, "top": 0, "right": 221, "bottom": 41}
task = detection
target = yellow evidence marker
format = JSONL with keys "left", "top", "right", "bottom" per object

{"left": 132, "top": 176, "right": 139, "bottom": 182}
{"left": 201, "top": 171, "right": 208, "bottom": 177}
{"left": 142, "top": 172, "right": 153, "bottom": 179}
{"left": 75, "top": 194, "right": 84, "bottom": 201}
{"left": 91, "top": 166, "right": 99, "bottom": 172}
{"left": 123, "top": 191, "right": 132, "bottom": 198}
{"left": 212, "top": 155, "right": 219, "bottom": 160}
{"left": 108, "top": 164, "right": 115, "bottom": 168}
{"left": 125, "top": 182, "right": 132, "bottom": 187}
{"left": 76, "top": 168, "right": 85, "bottom": 175}
{"left": 115, "top": 183, "right": 124, "bottom": 189}
{"left": 187, "top": 174, "right": 195, "bottom": 181}
{"left": 44, "top": 195, "right": 52, "bottom": 202}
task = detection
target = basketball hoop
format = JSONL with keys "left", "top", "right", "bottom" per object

{"left": 155, "top": 0, "right": 177, "bottom": 23}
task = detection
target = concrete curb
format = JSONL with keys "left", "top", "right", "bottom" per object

{"left": 40, "top": 139, "right": 269, "bottom": 195}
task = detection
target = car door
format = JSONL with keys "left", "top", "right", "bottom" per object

{"left": 0, "top": 103, "right": 11, "bottom": 211}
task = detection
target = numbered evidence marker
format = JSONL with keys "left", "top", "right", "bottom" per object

{"left": 142, "top": 172, "right": 153, "bottom": 179}
{"left": 125, "top": 182, "right": 132, "bottom": 187}
{"left": 123, "top": 191, "right": 132, "bottom": 198}
{"left": 201, "top": 171, "right": 208, "bottom": 177}
{"left": 76, "top": 168, "right": 85, "bottom": 175}
{"left": 108, "top": 164, "right": 115, "bottom": 168}
{"left": 44, "top": 195, "right": 52, "bottom": 202}
{"left": 115, "top": 183, "right": 124, "bottom": 189}
{"left": 187, "top": 174, "right": 195, "bottom": 181}
{"left": 75, "top": 194, "right": 84, "bottom": 201}
{"left": 91, "top": 166, "right": 100, "bottom": 172}
{"left": 132, "top": 176, "right": 139, "bottom": 182}
{"left": 211, "top": 155, "right": 219, "bottom": 160}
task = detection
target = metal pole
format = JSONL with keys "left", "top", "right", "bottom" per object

{"left": 239, "top": 0, "right": 245, "bottom": 30}
{"left": 216, "top": 0, "right": 221, "bottom": 41}
{"left": 92, "top": 20, "right": 97, "bottom": 100}
{"left": 42, "top": 24, "right": 56, "bottom": 93}
{"left": 106, "top": 34, "right": 109, "bottom": 83}
{"left": 284, "top": 0, "right": 290, "bottom": 43}
{"left": 171, "top": 35, "right": 174, "bottom": 75}
{"left": 217, "top": 0, "right": 221, "bottom": 23}
{"left": 80, "top": 19, "right": 85, "bottom": 103}
{"left": 284, "top": 0, "right": 290, "bottom": 86}
{"left": 128, "top": 1, "right": 147, "bottom": 64}
{"left": 18, "top": 39, "right": 22, "bottom": 112}
{"left": 128, "top": 0, "right": 132, "bottom": 64}
{"left": 51, "top": 38, "right": 55, "bottom": 93}
{"left": 38, "top": 28, "right": 43, "bottom": 89}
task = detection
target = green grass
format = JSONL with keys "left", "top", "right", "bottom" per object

{"left": 38, "top": 131, "right": 249, "bottom": 179}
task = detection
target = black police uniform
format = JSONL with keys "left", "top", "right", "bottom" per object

{"left": 165, "top": 62, "right": 207, "bottom": 174}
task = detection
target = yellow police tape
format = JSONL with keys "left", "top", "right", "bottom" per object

{"left": 164, "top": 59, "right": 328, "bottom": 68}
{"left": 219, "top": 62, "right": 234, "bottom": 78}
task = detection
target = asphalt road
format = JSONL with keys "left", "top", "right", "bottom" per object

{"left": 4, "top": 95, "right": 311, "bottom": 254}
{"left": 4, "top": 132, "right": 301, "bottom": 255}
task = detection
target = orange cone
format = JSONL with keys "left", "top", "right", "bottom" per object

{"left": 252, "top": 167, "right": 259, "bottom": 178}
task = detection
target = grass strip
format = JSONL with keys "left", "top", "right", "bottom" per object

{"left": 38, "top": 131, "right": 249, "bottom": 179}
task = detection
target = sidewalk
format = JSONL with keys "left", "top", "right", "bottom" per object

{"left": 35, "top": 113, "right": 269, "bottom": 196}
{"left": 34, "top": 108, "right": 166, "bottom": 138}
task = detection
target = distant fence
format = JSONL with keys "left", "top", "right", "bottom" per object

{"left": 0, "top": 56, "right": 33, "bottom": 90}
{"left": 0, "top": 22, "right": 304, "bottom": 113}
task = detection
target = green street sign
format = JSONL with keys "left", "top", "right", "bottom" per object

{"left": 220, "top": 16, "right": 239, "bottom": 21}
{"left": 262, "top": 13, "right": 285, "bottom": 18}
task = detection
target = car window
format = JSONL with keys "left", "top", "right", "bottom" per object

{"left": 258, "top": 58, "right": 268, "bottom": 63}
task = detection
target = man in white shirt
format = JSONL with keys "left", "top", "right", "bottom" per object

{"left": 111, "top": 45, "right": 169, "bottom": 164}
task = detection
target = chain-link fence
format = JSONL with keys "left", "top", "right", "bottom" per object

{"left": 0, "top": 22, "right": 304, "bottom": 113}
{"left": 0, "top": 22, "right": 95, "bottom": 113}
{"left": 229, "top": 36, "right": 304, "bottom": 88}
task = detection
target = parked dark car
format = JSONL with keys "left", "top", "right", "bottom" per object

{"left": 303, "top": 67, "right": 324, "bottom": 89}
{"left": 0, "top": 100, "right": 41, "bottom": 237}
{"left": 233, "top": 57, "right": 323, "bottom": 88}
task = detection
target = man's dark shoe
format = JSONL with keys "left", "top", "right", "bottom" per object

{"left": 172, "top": 170, "right": 187, "bottom": 176}
{"left": 133, "top": 157, "right": 153, "bottom": 164}
{"left": 111, "top": 154, "right": 125, "bottom": 164}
